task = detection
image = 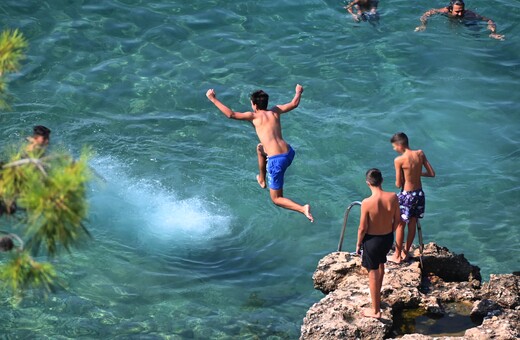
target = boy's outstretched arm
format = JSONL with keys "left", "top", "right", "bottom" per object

{"left": 272, "top": 84, "right": 304, "bottom": 114}
{"left": 420, "top": 151, "right": 435, "bottom": 177}
{"left": 206, "top": 89, "right": 254, "bottom": 121}
{"left": 415, "top": 8, "right": 446, "bottom": 31}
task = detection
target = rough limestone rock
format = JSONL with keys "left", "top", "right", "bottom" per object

{"left": 312, "top": 252, "right": 364, "bottom": 295}
{"left": 470, "top": 299, "right": 502, "bottom": 318}
{"left": 301, "top": 242, "right": 520, "bottom": 340}
{"left": 420, "top": 243, "right": 481, "bottom": 283}
{"left": 464, "top": 310, "right": 520, "bottom": 340}
{"left": 301, "top": 289, "right": 392, "bottom": 340}
{"left": 480, "top": 273, "right": 520, "bottom": 309}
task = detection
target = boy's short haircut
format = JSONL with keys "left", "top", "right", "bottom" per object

{"left": 366, "top": 168, "right": 383, "bottom": 187}
{"left": 250, "top": 90, "right": 269, "bottom": 110}
{"left": 390, "top": 132, "right": 409, "bottom": 147}
{"left": 33, "top": 125, "right": 51, "bottom": 140}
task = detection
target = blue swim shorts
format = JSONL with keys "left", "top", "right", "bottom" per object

{"left": 398, "top": 188, "right": 426, "bottom": 223}
{"left": 266, "top": 146, "right": 295, "bottom": 190}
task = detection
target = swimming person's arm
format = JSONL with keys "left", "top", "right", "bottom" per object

{"left": 356, "top": 201, "right": 369, "bottom": 255}
{"left": 206, "top": 89, "right": 254, "bottom": 121}
{"left": 477, "top": 12, "right": 505, "bottom": 40}
{"left": 271, "top": 84, "right": 303, "bottom": 114}
{"left": 415, "top": 8, "right": 447, "bottom": 32}
{"left": 344, "top": 0, "right": 361, "bottom": 22}
{"left": 420, "top": 151, "right": 435, "bottom": 178}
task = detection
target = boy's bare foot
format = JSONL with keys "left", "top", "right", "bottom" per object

{"left": 303, "top": 204, "right": 314, "bottom": 222}
{"left": 401, "top": 250, "right": 411, "bottom": 262}
{"left": 362, "top": 308, "right": 381, "bottom": 319}
{"left": 256, "top": 175, "right": 266, "bottom": 189}
{"left": 387, "top": 254, "right": 402, "bottom": 264}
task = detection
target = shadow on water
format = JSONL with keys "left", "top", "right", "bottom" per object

{"left": 391, "top": 302, "right": 483, "bottom": 338}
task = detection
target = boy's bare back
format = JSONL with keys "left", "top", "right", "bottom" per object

{"left": 395, "top": 149, "right": 432, "bottom": 192}
{"left": 361, "top": 191, "right": 400, "bottom": 235}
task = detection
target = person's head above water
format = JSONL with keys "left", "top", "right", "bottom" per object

{"left": 0, "top": 236, "right": 14, "bottom": 252}
{"left": 33, "top": 125, "right": 51, "bottom": 145}
{"left": 366, "top": 168, "right": 383, "bottom": 187}
{"left": 448, "top": 0, "right": 465, "bottom": 17}
{"left": 250, "top": 90, "right": 269, "bottom": 110}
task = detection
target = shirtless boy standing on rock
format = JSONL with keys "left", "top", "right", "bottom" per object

{"left": 388, "top": 132, "right": 435, "bottom": 263}
{"left": 356, "top": 168, "right": 400, "bottom": 318}
{"left": 206, "top": 85, "right": 313, "bottom": 222}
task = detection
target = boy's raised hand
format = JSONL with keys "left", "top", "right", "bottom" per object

{"left": 206, "top": 89, "right": 216, "bottom": 100}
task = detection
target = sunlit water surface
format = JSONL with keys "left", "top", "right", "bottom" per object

{"left": 1, "top": 0, "right": 519, "bottom": 338}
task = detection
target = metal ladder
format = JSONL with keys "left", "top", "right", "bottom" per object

{"left": 337, "top": 201, "right": 362, "bottom": 252}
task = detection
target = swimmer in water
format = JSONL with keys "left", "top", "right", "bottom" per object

{"left": 415, "top": 0, "right": 505, "bottom": 40}
{"left": 26, "top": 125, "right": 51, "bottom": 154}
{"left": 344, "top": 0, "right": 379, "bottom": 23}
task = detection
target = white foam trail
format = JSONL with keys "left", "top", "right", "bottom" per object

{"left": 88, "top": 156, "right": 232, "bottom": 242}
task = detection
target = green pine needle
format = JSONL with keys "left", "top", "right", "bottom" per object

{"left": 0, "top": 29, "right": 28, "bottom": 75}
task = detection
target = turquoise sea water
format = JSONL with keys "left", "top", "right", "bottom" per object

{"left": 1, "top": 0, "right": 519, "bottom": 338}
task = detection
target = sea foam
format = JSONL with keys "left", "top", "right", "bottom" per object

{"left": 88, "top": 156, "right": 232, "bottom": 243}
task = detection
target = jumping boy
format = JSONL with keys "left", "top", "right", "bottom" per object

{"left": 388, "top": 132, "right": 435, "bottom": 263}
{"left": 206, "top": 85, "right": 313, "bottom": 222}
{"left": 356, "top": 168, "right": 400, "bottom": 318}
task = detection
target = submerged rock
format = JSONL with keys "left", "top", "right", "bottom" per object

{"left": 300, "top": 242, "right": 520, "bottom": 340}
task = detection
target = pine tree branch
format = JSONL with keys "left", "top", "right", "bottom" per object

{"left": 2, "top": 157, "right": 48, "bottom": 176}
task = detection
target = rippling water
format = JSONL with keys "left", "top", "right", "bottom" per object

{"left": 1, "top": 0, "right": 519, "bottom": 338}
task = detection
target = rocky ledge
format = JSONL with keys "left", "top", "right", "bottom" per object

{"left": 300, "top": 243, "right": 519, "bottom": 339}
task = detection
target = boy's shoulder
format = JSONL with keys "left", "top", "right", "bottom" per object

{"left": 394, "top": 153, "right": 405, "bottom": 163}
{"left": 412, "top": 149, "right": 426, "bottom": 158}
{"left": 382, "top": 190, "right": 398, "bottom": 201}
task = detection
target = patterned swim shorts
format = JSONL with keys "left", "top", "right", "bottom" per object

{"left": 398, "top": 188, "right": 425, "bottom": 223}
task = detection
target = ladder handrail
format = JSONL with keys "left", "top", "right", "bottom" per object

{"left": 337, "top": 201, "right": 362, "bottom": 252}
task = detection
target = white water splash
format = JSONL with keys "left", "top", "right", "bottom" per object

{"left": 88, "top": 156, "right": 232, "bottom": 242}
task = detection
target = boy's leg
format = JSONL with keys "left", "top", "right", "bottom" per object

{"left": 256, "top": 144, "right": 267, "bottom": 188}
{"left": 363, "top": 268, "right": 382, "bottom": 318}
{"left": 269, "top": 189, "right": 313, "bottom": 222}
{"left": 377, "top": 263, "right": 385, "bottom": 293}
{"left": 404, "top": 217, "right": 417, "bottom": 256}
{"left": 389, "top": 221, "right": 405, "bottom": 263}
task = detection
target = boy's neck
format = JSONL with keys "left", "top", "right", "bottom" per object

{"left": 369, "top": 185, "right": 383, "bottom": 195}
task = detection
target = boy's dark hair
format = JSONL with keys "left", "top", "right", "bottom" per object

{"left": 33, "top": 125, "right": 51, "bottom": 140}
{"left": 250, "top": 90, "right": 269, "bottom": 110}
{"left": 0, "top": 236, "right": 14, "bottom": 252}
{"left": 366, "top": 168, "right": 383, "bottom": 187}
{"left": 390, "top": 132, "right": 409, "bottom": 147}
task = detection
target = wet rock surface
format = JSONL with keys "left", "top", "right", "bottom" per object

{"left": 301, "top": 243, "right": 520, "bottom": 340}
